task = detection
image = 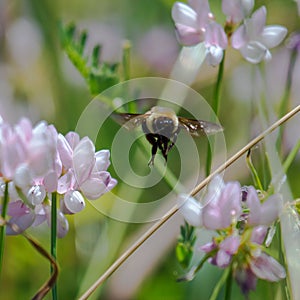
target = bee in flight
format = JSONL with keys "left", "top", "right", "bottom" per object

{"left": 112, "top": 106, "right": 223, "bottom": 166}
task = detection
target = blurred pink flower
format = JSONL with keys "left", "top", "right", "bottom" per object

{"left": 231, "top": 6, "right": 287, "bottom": 63}
{"left": 172, "top": 0, "right": 227, "bottom": 65}
{"left": 222, "top": 0, "right": 254, "bottom": 23}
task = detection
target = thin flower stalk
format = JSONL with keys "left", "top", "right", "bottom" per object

{"left": 206, "top": 53, "right": 226, "bottom": 176}
{"left": 51, "top": 192, "right": 57, "bottom": 300}
{"left": 79, "top": 105, "right": 300, "bottom": 300}
{"left": 0, "top": 182, "right": 8, "bottom": 278}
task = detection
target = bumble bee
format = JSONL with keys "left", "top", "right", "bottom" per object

{"left": 112, "top": 106, "right": 223, "bottom": 166}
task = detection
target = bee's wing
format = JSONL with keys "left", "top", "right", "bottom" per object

{"left": 111, "top": 112, "right": 149, "bottom": 130}
{"left": 178, "top": 117, "right": 223, "bottom": 137}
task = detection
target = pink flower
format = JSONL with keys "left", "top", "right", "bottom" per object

{"left": 231, "top": 6, "right": 287, "bottom": 63}
{"left": 171, "top": 0, "right": 227, "bottom": 65}
{"left": 57, "top": 133, "right": 117, "bottom": 200}
{"left": 0, "top": 116, "right": 117, "bottom": 238}
{"left": 172, "top": 0, "right": 212, "bottom": 46}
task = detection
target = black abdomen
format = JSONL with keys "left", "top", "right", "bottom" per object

{"left": 142, "top": 117, "right": 175, "bottom": 137}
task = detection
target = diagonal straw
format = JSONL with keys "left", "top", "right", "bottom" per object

{"left": 79, "top": 104, "right": 300, "bottom": 300}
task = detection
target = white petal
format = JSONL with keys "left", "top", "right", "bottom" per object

{"left": 64, "top": 190, "right": 85, "bottom": 213}
{"left": 80, "top": 178, "right": 107, "bottom": 200}
{"left": 177, "top": 194, "right": 203, "bottom": 227}
{"left": 260, "top": 25, "right": 287, "bottom": 49}
{"left": 94, "top": 150, "right": 110, "bottom": 172}
{"left": 241, "top": 0, "right": 254, "bottom": 16}
{"left": 206, "top": 46, "right": 224, "bottom": 66}
{"left": 172, "top": 2, "right": 198, "bottom": 28}
{"left": 14, "top": 163, "right": 33, "bottom": 189}
{"left": 240, "top": 41, "right": 268, "bottom": 64}
{"left": 27, "top": 185, "right": 46, "bottom": 205}
{"left": 57, "top": 211, "right": 69, "bottom": 238}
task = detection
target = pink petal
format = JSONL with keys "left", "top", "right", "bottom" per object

{"left": 202, "top": 207, "right": 222, "bottom": 229}
{"left": 250, "top": 251, "right": 286, "bottom": 281}
{"left": 200, "top": 241, "right": 217, "bottom": 253}
{"left": 220, "top": 235, "right": 241, "bottom": 254}
{"left": 57, "top": 170, "right": 74, "bottom": 194}
{"left": 231, "top": 24, "right": 248, "bottom": 49}
{"left": 1, "top": 133, "right": 27, "bottom": 179}
{"left": 178, "top": 194, "right": 203, "bottom": 227}
{"left": 7, "top": 200, "right": 30, "bottom": 216}
{"left": 249, "top": 6, "right": 266, "bottom": 37}
{"left": 6, "top": 212, "right": 35, "bottom": 235}
{"left": 205, "top": 22, "right": 228, "bottom": 49}
{"left": 246, "top": 186, "right": 261, "bottom": 224}
{"left": 73, "top": 137, "right": 95, "bottom": 184}
{"left": 175, "top": 24, "right": 203, "bottom": 45}
{"left": 57, "top": 133, "right": 73, "bottom": 169}
{"left": 216, "top": 249, "right": 232, "bottom": 267}
{"left": 107, "top": 178, "right": 117, "bottom": 190}
{"left": 218, "top": 182, "right": 242, "bottom": 228}
{"left": 43, "top": 171, "right": 58, "bottom": 193}
{"left": 251, "top": 225, "right": 268, "bottom": 244}
{"left": 15, "top": 118, "right": 33, "bottom": 143}
{"left": 260, "top": 194, "right": 282, "bottom": 225}
{"left": 65, "top": 131, "right": 80, "bottom": 149}
{"left": 189, "top": 0, "right": 211, "bottom": 27}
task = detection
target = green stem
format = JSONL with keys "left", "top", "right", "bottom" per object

{"left": 276, "top": 49, "right": 297, "bottom": 155}
{"left": 209, "top": 267, "right": 231, "bottom": 300}
{"left": 224, "top": 266, "right": 232, "bottom": 300}
{"left": 51, "top": 192, "right": 57, "bottom": 300}
{"left": 246, "top": 150, "right": 263, "bottom": 191}
{"left": 206, "top": 52, "right": 225, "bottom": 176}
{"left": 0, "top": 182, "right": 9, "bottom": 278}
{"left": 283, "top": 139, "right": 300, "bottom": 174}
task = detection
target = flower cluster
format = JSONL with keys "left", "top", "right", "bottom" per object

{"left": 172, "top": 0, "right": 287, "bottom": 65}
{"left": 178, "top": 176, "right": 285, "bottom": 295}
{"left": 0, "top": 116, "right": 117, "bottom": 237}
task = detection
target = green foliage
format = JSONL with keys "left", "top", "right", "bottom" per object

{"left": 60, "top": 22, "right": 120, "bottom": 96}
{"left": 176, "top": 222, "right": 196, "bottom": 269}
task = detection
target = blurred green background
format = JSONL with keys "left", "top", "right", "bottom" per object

{"left": 1, "top": 0, "right": 300, "bottom": 299}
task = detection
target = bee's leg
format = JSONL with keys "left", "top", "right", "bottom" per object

{"left": 145, "top": 134, "right": 158, "bottom": 166}
{"left": 167, "top": 130, "right": 179, "bottom": 153}
{"left": 161, "top": 136, "right": 170, "bottom": 164}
